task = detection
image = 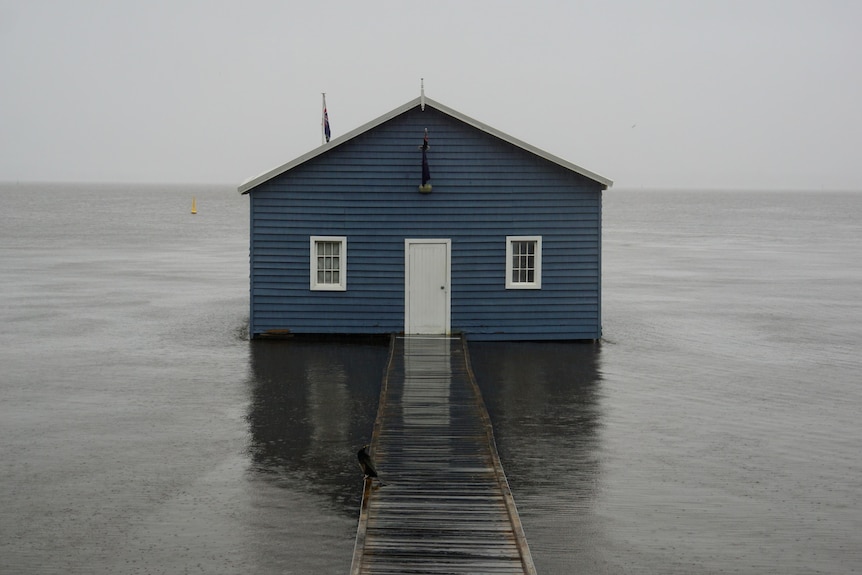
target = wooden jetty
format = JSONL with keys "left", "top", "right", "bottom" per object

{"left": 350, "top": 335, "right": 537, "bottom": 575}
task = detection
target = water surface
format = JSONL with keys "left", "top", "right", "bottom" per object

{"left": 1, "top": 184, "right": 859, "bottom": 574}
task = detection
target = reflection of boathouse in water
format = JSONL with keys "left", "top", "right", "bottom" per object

{"left": 246, "top": 340, "right": 390, "bottom": 496}
{"left": 245, "top": 338, "right": 603, "bottom": 508}
{"left": 239, "top": 94, "right": 612, "bottom": 341}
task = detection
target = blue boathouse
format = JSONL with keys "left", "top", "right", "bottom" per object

{"left": 238, "top": 95, "right": 612, "bottom": 341}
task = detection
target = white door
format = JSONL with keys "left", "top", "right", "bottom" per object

{"left": 405, "top": 239, "right": 451, "bottom": 334}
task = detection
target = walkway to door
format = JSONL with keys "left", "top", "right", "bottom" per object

{"left": 350, "top": 335, "right": 537, "bottom": 575}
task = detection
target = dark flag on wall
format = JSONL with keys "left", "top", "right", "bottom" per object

{"left": 421, "top": 129, "right": 430, "bottom": 185}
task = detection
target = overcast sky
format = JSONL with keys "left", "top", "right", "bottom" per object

{"left": 2, "top": 0, "right": 860, "bottom": 190}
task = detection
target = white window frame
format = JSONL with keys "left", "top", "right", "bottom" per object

{"left": 310, "top": 236, "right": 347, "bottom": 291}
{"left": 505, "top": 235, "right": 542, "bottom": 289}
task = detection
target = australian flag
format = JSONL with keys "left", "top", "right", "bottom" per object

{"left": 421, "top": 129, "right": 430, "bottom": 185}
{"left": 323, "top": 101, "right": 331, "bottom": 143}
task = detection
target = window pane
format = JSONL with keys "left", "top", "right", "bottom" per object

{"left": 510, "top": 240, "right": 537, "bottom": 284}
{"left": 312, "top": 238, "right": 346, "bottom": 289}
{"left": 506, "top": 237, "right": 540, "bottom": 288}
{"left": 315, "top": 241, "right": 344, "bottom": 285}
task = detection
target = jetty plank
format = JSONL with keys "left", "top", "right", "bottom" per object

{"left": 350, "top": 335, "right": 537, "bottom": 575}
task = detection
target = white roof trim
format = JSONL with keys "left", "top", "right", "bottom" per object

{"left": 238, "top": 96, "right": 613, "bottom": 194}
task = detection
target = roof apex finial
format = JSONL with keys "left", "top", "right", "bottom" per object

{"left": 420, "top": 78, "right": 425, "bottom": 111}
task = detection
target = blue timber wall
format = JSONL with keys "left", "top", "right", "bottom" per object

{"left": 247, "top": 105, "right": 604, "bottom": 341}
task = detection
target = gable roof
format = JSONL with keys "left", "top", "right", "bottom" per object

{"left": 238, "top": 96, "right": 613, "bottom": 194}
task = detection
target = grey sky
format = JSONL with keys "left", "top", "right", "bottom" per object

{"left": 2, "top": 0, "right": 860, "bottom": 190}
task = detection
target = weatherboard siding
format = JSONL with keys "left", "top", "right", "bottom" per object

{"left": 248, "top": 106, "right": 603, "bottom": 340}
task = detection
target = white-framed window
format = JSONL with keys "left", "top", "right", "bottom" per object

{"left": 310, "top": 236, "right": 347, "bottom": 291}
{"left": 505, "top": 236, "right": 542, "bottom": 289}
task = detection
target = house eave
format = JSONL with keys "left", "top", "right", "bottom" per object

{"left": 238, "top": 96, "right": 613, "bottom": 195}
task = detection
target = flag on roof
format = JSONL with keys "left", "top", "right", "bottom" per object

{"left": 322, "top": 94, "right": 331, "bottom": 143}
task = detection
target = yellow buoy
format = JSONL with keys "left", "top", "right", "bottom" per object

{"left": 191, "top": 196, "right": 197, "bottom": 214}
